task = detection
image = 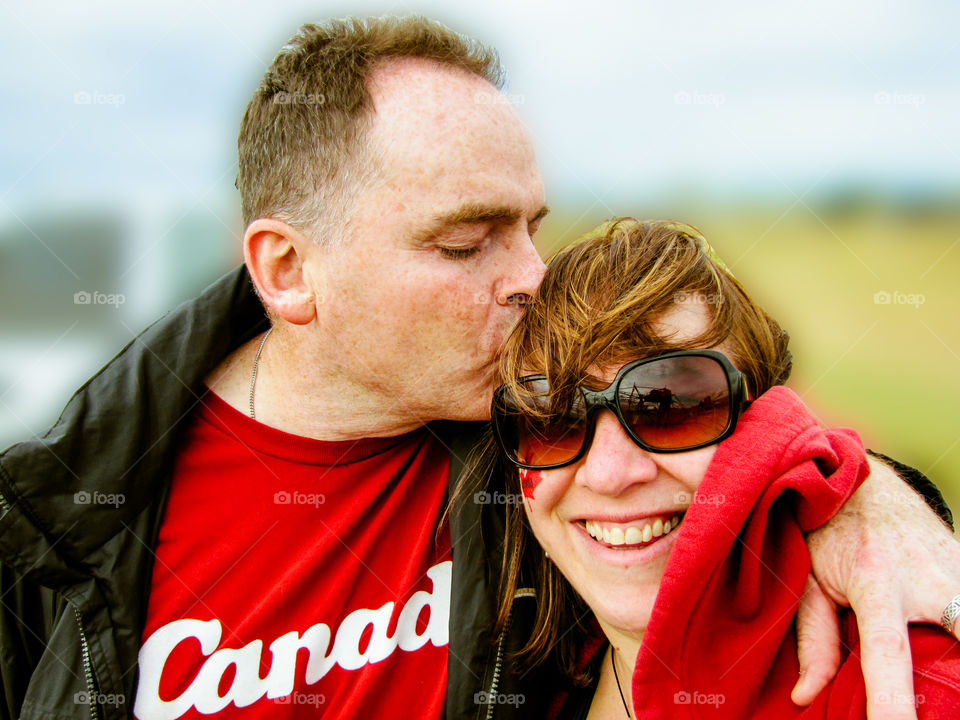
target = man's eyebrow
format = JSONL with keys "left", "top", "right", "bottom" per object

{"left": 413, "top": 203, "right": 550, "bottom": 245}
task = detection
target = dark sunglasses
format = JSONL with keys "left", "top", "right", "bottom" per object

{"left": 491, "top": 350, "right": 752, "bottom": 470}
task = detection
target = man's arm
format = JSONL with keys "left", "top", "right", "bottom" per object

{"left": 793, "top": 455, "right": 960, "bottom": 720}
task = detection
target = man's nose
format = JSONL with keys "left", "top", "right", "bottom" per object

{"left": 574, "top": 411, "right": 659, "bottom": 496}
{"left": 498, "top": 233, "right": 546, "bottom": 308}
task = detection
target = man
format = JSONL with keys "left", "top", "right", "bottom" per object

{"left": 0, "top": 15, "right": 957, "bottom": 720}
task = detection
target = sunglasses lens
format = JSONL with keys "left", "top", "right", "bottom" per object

{"left": 495, "top": 380, "right": 587, "bottom": 467}
{"left": 619, "top": 355, "right": 732, "bottom": 450}
{"left": 516, "top": 413, "right": 587, "bottom": 467}
{"left": 494, "top": 354, "right": 738, "bottom": 467}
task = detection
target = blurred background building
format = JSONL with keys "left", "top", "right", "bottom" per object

{"left": 2, "top": 0, "right": 958, "bottom": 512}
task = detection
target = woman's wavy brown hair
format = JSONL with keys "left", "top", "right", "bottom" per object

{"left": 486, "top": 218, "right": 793, "bottom": 683}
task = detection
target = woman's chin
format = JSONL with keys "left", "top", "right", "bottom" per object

{"left": 546, "top": 521, "right": 671, "bottom": 638}
{"left": 591, "top": 597, "right": 657, "bottom": 640}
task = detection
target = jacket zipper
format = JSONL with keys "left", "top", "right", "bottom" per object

{"left": 74, "top": 607, "right": 100, "bottom": 720}
{"left": 483, "top": 588, "right": 534, "bottom": 720}
{"left": 483, "top": 618, "right": 509, "bottom": 720}
{"left": 1, "top": 486, "right": 100, "bottom": 720}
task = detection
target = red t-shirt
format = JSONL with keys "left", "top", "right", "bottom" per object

{"left": 134, "top": 392, "right": 451, "bottom": 720}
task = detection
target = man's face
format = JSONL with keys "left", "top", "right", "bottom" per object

{"left": 303, "top": 58, "right": 548, "bottom": 424}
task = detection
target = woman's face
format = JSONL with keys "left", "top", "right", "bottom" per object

{"left": 521, "top": 300, "right": 723, "bottom": 636}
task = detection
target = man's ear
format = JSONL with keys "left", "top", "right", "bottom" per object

{"left": 243, "top": 218, "right": 317, "bottom": 325}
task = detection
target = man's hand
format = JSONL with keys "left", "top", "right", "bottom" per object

{"left": 792, "top": 456, "right": 960, "bottom": 719}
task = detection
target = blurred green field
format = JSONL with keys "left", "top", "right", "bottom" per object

{"left": 535, "top": 201, "right": 960, "bottom": 524}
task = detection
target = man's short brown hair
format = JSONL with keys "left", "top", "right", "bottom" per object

{"left": 236, "top": 15, "right": 504, "bottom": 239}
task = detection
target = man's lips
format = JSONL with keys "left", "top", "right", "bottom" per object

{"left": 580, "top": 513, "right": 684, "bottom": 547}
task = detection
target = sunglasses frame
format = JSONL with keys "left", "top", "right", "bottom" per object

{"left": 492, "top": 349, "right": 752, "bottom": 470}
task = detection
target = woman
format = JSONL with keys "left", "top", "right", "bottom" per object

{"left": 485, "top": 219, "right": 960, "bottom": 718}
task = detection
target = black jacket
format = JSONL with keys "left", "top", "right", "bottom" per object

{"left": 0, "top": 266, "right": 552, "bottom": 720}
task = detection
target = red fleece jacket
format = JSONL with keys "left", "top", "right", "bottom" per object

{"left": 574, "top": 386, "right": 960, "bottom": 717}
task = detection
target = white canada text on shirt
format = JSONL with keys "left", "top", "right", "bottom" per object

{"left": 134, "top": 560, "right": 450, "bottom": 720}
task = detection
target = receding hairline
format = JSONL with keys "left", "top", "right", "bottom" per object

{"left": 237, "top": 15, "right": 505, "bottom": 231}
{"left": 367, "top": 52, "right": 499, "bottom": 87}
{"left": 363, "top": 54, "right": 520, "bottom": 137}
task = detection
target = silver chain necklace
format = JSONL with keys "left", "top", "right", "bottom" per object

{"left": 248, "top": 328, "right": 273, "bottom": 420}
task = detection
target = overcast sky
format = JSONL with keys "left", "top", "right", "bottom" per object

{"left": 1, "top": 0, "right": 958, "bottom": 216}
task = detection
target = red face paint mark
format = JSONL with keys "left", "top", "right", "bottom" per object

{"left": 519, "top": 469, "right": 543, "bottom": 500}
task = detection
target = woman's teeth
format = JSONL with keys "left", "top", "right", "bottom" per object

{"left": 583, "top": 514, "right": 682, "bottom": 546}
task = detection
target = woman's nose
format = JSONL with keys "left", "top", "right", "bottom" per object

{"left": 574, "top": 410, "right": 659, "bottom": 496}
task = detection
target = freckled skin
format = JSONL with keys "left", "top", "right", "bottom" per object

{"left": 302, "top": 58, "right": 547, "bottom": 425}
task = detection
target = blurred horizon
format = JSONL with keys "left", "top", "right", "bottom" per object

{"left": 2, "top": 1, "right": 958, "bottom": 513}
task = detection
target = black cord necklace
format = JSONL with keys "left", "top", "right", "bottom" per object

{"left": 610, "top": 647, "right": 632, "bottom": 718}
